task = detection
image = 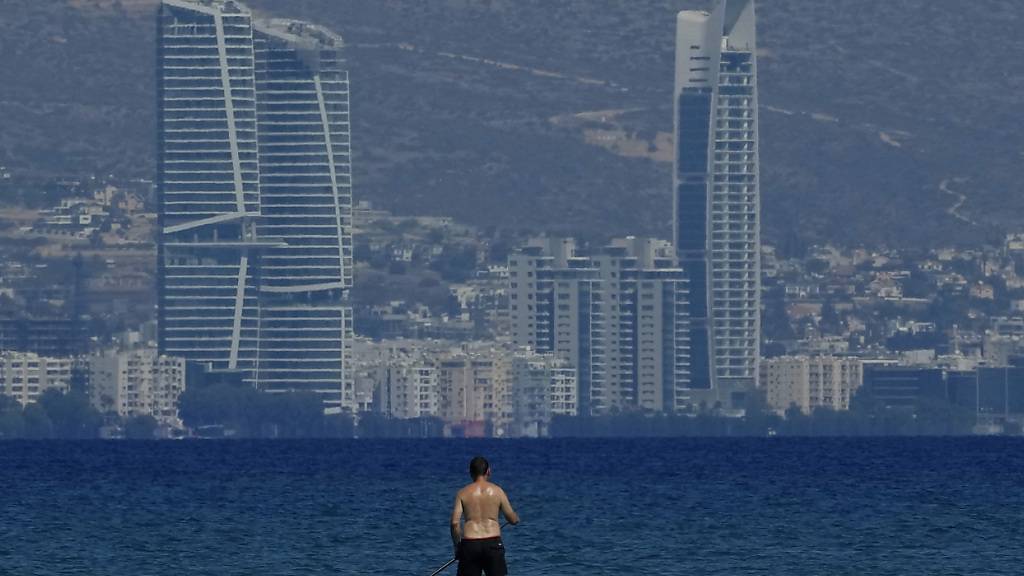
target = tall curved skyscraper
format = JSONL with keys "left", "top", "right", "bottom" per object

{"left": 674, "top": 0, "right": 761, "bottom": 401}
{"left": 252, "top": 20, "right": 354, "bottom": 408}
{"left": 157, "top": 0, "right": 354, "bottom": 410}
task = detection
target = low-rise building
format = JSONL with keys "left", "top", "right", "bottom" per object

{"left": 859, "top": 365, "right": 945, "bottom": 409}
{"left": 380, "top": 361, "right": 439, "bottom": 420}
{"left": 510, "top": 352, "right": 577, "bottom": 437}
{"left": 0, "top": 351, "right": 73, "bottom": 406}
{"left": 355, "top": 339, "right": 576, "bottom": 437}
{"left": 438, "top": 347, "right": 512, "bottom": 437}
{"left": 87, "top": 348, "right": 186, "bottom": 428}
{"left": 760, "top": 356, "right": 863, "bottom": 415}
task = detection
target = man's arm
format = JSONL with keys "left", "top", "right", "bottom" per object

{"left": 499, "top": 488, "right": 520, "bottom": 525}
{"left": 450, "top": 495, "right": 463, "bottom": 552}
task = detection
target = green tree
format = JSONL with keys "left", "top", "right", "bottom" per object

{"left": 124, "top": 414, "right": 159, "bottom": 439}
{"left": 820, "top": 298, "right": 841, "bottom": 332}
{"left": 783, "top": 404, "right": 812, "bottom": 436}
{"left": 37, "top": 389, "right": 102, "bottom": 439}
{"left": 178, "top": 382, "right": 260, "bottom": 435}
{"left": 179, "top": 383, "right": 342, "bottom": 438}
{"left": 22, "top": 402, "right": 53, "bottom": 439}
{"left": 0, "top": 395, "right": 26, "bottom": 438}
{"left": 255, "top": 391, "right": 325, "bottom": 438}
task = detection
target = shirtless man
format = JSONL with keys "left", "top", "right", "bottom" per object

{"left": 450, "top": 456, "right": 519, "bottom": 576}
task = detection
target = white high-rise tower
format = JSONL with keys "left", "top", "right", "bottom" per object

{"left": 673, "top": 0, "right": 761, "bottom": 401}
{"left": 157, "top": 0, "right": 355, "bottom": 409}
{"left": 157, "top": 0, "right": 263, "bottom": 383}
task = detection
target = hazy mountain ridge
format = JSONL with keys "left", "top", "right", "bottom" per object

{"left": 1, "top": 0, "right": 1022, "bottom": 248}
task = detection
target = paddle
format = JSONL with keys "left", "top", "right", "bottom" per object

{"left": 427, "top": 521, "right": 511, "bottom": 576}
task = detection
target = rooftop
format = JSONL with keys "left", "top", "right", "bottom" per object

{"left": 256, "top": 18, "right": 344, "bottom": 48}
{"left": 163, "top": 0, "right": 250, "bottom": 15}
{"left": 677, "top": 10, "right": 712, "bottom": 24}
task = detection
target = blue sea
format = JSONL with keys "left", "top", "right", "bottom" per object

{"left": 2, "top": 438, "right": 1023, "bottom": 575}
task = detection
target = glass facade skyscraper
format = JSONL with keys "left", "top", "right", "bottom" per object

{"left": 157, "top": 0, "right": 354, "bottom": 409}
{"left": 253, "top": 21, "right": 354, "bottom": 407}
{"left": 674, "top": 0, "right": 761, "bottom": 397}
{"left": 158, "top": 0, "right": 263, "bottom": 382}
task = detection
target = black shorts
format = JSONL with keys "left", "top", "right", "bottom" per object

{"left": 457, "top": 537, "right": 507, "bottom": 576}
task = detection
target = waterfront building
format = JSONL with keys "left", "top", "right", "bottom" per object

{"left": 379, "top": 362, "right": 439, "bottom": 420}
{"left": 364, "top": 342, "right": 441, "bottom": 420}
{"left": 760, "top": 356, "right": 863, "bottom": 415}
{"left": 354, "top": 338, "right": 450, "bottom": 418}
{"left": 87, "top": 348, "right": 187, "bottom": 428}
{"left": 157, "top": 0, "right": 354, "bottom": 409}
{"left": 355, "top": 339, "right": 573, "bottom": 436}
{"left": 509, "top": 238, "right": 690, "bottom": 415}
{"left": 510, "top": 352, "right": 577, "bottom": 437}
{"left": 674, "top": 0, "right": 761, "bottom": 401}
{"left": 0, "top": 351, "right": 73, "bottom": 406}
{"left": 438, "top": 346, "right": 512, "bottom": 437}
{"left": 510, "top": 238, "right": 604, "bottom": 414}
{"left": 948, "top": 367, "right": 1024, "bottom": 416}
{"left": 860, "top": 366, "right": 946, "bottom": 409}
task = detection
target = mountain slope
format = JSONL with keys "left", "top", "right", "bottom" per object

{"left": 1, "top": 0, "right": 1022, "bottom": 248}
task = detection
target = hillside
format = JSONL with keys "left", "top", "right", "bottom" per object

{"left": 1, "top": 0, "right": 1022, "bottom": 248}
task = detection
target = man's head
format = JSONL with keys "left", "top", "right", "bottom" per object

{"left": 469, "top": 456, "right": 490, "bottom": 481}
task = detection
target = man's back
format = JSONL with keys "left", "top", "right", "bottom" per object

{"left": 456, "top": 480, "right": 509, "bottom": 540}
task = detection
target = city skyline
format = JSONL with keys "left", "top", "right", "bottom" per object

{"left": 2, "top": 0, "right": 1023, "bottom": 440}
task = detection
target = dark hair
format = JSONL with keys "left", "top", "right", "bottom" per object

{"left": 469, "top": 456, "right": 489, "bottom": 480}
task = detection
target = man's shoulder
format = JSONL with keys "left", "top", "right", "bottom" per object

{"left": 487, "top": 482, "right": 507, "bottom": 497}
{"left": 456, "top": 481, "right": 504, "bottom": 495}
{"left": 456, "top": 482, "right": 482, "bottom": 494}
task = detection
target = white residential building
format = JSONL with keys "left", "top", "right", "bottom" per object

{"left": 88, "top": 348, "right": 187, "bottom": 427}
{"left": 509, "top": 237, "right": 690, "bottom": 415}
{"left": 0, "top": 351, "right": 73, "bottom": 406}
{"left": 760, "top": 356, "right": 863, "bottom": 415}
{"left": 674, "top": 0, "right": 761, "bottom": 402}
{"left": 510, "top": 352, "right": 577, "bottom": 437}
{"left": 379, "top": 362, "right": 439, "bottom": 420}
{"left": 438, "top": 346, "right": 513, "bottom": 437}
{"left": 355, "top": 339, "right": 573, "bottom": 436}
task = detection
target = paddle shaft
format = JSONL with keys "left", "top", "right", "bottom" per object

{"left": 427, "top": 521, "right": 511, "bottom": 576}
{"left": 427, "top": 557, "right": 457, "bottom": 576}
